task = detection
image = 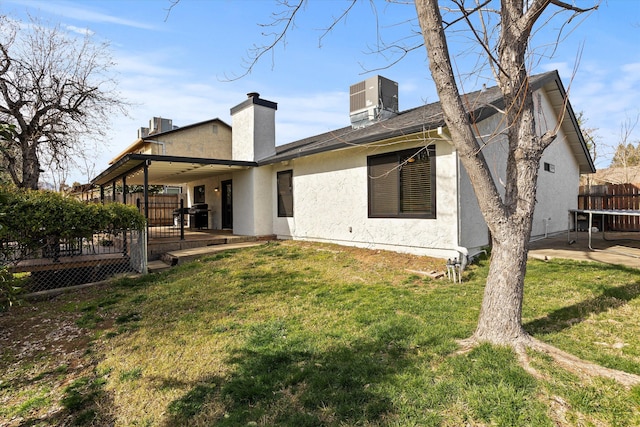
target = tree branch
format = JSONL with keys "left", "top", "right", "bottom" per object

{"left": 318, "top": 0, "right": 358, "bottom": 48}
{"left": 223, "top": 0, "right": 306, "bottom": 81}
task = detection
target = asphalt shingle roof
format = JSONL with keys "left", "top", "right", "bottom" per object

{"left": 260, "top": 70, "right": 571, "bottom": 165}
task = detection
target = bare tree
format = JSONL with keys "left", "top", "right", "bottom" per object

{"left": 0, "top": 15, "right": 127, "bottom": 190}
{"left": 610, "top": 115, "right": 640, "bottom": 183}
{"left": 202, "top": 0, "right": 640, "bottom": 385}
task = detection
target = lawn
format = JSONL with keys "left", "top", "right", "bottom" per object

{"left": 1, "top": 240, "right": 639, "bottom": 426}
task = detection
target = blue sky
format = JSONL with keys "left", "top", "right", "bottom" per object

{"left": 2, "top": 0, "right": 639, "bottom": 184}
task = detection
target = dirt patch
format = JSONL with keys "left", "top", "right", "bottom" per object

{"left": 0, "top": 288, "right": 105, "bottom": 365}
{"left": 283, "top": 240, "right": 446, "bottom": 275}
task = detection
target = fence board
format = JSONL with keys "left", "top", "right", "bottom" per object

{"left": 579, "top": 183, "right": 640, "bottom": 231}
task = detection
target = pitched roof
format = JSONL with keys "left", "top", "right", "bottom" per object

{"left": 261, "top": 70, "right": 595, "bottom": 174}
{"left": 109, "top": 118, "right": 231, "bottom": 165}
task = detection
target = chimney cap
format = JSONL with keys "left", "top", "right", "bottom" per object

{"left": 247, "top": 92, "right": 260, "bottom": 99}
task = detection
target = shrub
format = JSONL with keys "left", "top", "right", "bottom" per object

{"left": 0, "top": 187, "right": 145, "bottom": 243}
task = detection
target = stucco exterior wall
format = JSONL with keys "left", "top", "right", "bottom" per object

{"left": 532, "top": 90, "right": 580, "bottom": 238}
{"left": 183, "top": 174, "right": 232, "bottom": 230}
{"left": 232, "top": 168, "right": 273, "bottom": 236}
{"left": 458, "top": 112, "right": 508, "bottom": 252}
{"left": 231, "top": 104, "right": 276, "bottom": 162}
{"left": 145, "top": 121, "right": 232, "bottom": 159}
{"left": 272, "top": 139, "right": 462, "bottom": 259}
{"left": 458, "top": 87, "right": 581, "bottom": 250}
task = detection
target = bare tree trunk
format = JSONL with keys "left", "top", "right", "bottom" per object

{"left": 415, "top": 0, "right": 554, "bottom": 346}
{"left": 22, "top": 143, "right": 40, "bottom": 190}
{"left": 474, "top": 224, "right": 531, "bottom": 344}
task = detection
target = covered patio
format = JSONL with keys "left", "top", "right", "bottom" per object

{"left": 91, "top": 153, "right": 258, "bottom": 239}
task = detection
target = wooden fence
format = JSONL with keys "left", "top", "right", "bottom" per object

{"left": 131, "top": 194, "right": 180, "bottom": 227}
{"left": 578, "top": 183, "right": 640, "bottom": 231}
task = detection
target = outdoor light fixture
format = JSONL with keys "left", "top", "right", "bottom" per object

{"left": 214, "top": 187, "right": 219, "bottom": 192}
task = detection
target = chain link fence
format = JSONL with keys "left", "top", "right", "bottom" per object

{"left": 1, "top": 228, "right": 147, "bottom": 295}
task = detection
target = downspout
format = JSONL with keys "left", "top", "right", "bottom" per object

{"left": 438, "top": 126, "right": 470, "bottom": 272}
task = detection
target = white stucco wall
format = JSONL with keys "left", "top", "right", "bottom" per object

{"left": 532, "top": 91, "right": 580, "bottom": 238}
{"left": 458, "top": 87, "right": 582, "bottom": 250}
{"left": 231, "top": 102, "right": 276, "bottom": 162}
{"left": 232, "top": 167, "right": 273, "bottom": 236}
{"left": 458, "top": 112, "right": 509, "bottom": 252}
{"left": 183, "top": 175, "right": 232, "bottom": 229}
{"left": 272, "top": 139, "right": 462, "bottom": 259}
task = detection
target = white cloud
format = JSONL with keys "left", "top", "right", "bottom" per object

{"left": 6, "top": 0, "right": 158, "bottom": 30}
{"left": 64, "top": 24, "right": 94, "bottom": 36}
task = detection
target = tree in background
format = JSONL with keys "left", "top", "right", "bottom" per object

{"left": 610, "top": 115, "right": 640, "bottom": 171}
{"left": 0, "top": 15, "right": 127, "bottom": 190}
{"left": 577, "top": 111, "right": 599, "bottom": 165}
{"left": 611, "top": 142, "right": 640, "bottom": 168}
{"left": 0, "top": 122, "right": 15, "bottom": 185}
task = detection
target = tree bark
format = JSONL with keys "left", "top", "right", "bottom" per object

{"left": 474, "top": 223, "right": 531, "bottom": 344}
{"left": 415, "top": 0, "right": 553, "bottom": 345}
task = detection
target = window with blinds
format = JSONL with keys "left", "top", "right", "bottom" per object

{"left": 367, "top": 147, "right": 436, "bottom": 218}
{"left": 277, "top": 170, "right": 293, "bottom": 217}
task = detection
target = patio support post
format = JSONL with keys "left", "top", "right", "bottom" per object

{"left": 180, "top": 198, "right": 185, "bottom": 240}
{"left": 122, "top": 176, "right": 127, "bottom": 204}
{"left": 143, "top": 160, "right": 150, "bottom": 221}
{"left": 122, "top": 176, "right": 128, "bottom": 257}
{"left": 100, "top": 185, "right": 105, "bottom": 204}
{"left": 112, "top": 181, "right": 116, "bottom": 203}
{"left": 144, "top": 160, "right": 150, "bottom": 242}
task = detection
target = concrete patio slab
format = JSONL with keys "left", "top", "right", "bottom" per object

{"left": 528, "top": 231, "right": 640, "bottom": 269}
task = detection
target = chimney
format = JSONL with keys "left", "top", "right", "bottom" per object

{"left": 230, "top": 92, "right": 278, "bottom": 161}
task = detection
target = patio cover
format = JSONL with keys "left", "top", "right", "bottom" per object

{"left": 92, "top": 153, "right": 258, "bottom": 186}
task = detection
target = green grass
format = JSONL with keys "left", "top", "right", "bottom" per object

{"left": 1, "top": 241, "right": 639, "bottom": 426}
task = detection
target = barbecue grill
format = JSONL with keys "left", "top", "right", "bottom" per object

{"left": 188, "top": 203, "right": 209, "bottom": 229}
{"left": 172, "top": 207, "right": 189, "bottom": 227}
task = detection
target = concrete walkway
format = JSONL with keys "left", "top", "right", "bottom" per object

{"left": 148, "top": 241, "right": 265, "bottom": 273}
{"left": 528, "top": 231, "right": 640, "bottom": 269}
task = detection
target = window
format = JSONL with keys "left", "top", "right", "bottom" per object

{"left": 277, "top": 170, "right": 293, "bottom": 217}
{"left": 368, "top": 147, "right": 436, "bottom": 218}
{"left": 543, "top": 162, "right": 555, "bottom": 173}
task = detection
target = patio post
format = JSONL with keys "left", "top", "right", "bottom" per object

{"left": 143, "top": 160, "right": 150, "bottom": 221}
{"left": 180, "top": 198, "right": 185, "bottom": 240}
{"left": 122, "top": 176, "right": 127, "bottom": 204}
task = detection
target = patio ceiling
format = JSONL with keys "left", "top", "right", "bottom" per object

{"left": 92, "top": 153, "right": 257, "bottom": 186}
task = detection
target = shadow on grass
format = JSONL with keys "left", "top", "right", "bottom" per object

{"left": 162, "top": 322, "right": 418, "bottom": 426}
{"left": 524, "top": 279, "right": 640, "bottom": 335}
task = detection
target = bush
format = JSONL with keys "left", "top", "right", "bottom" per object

{"left": 0, "top": 265, "right": 22, "bottom": 311}
{"left": 0, "top": 186, "right": 146, "bottom": 274}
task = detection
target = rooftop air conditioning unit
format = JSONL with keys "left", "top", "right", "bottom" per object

{"left": 349, "top": 75, "right": 398, "bottom": 129}
{"left": 137, "top": 127, "right": 149, "bottom": 139}
{"left": 149, "top": 117, "right": 173, "bottom": 135}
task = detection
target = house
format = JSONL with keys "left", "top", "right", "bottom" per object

{"left": 110, "top": 117, "right": 233, "bottom": 163}
{"left": 92, "top": 70, "right": 595, "bottom": 262}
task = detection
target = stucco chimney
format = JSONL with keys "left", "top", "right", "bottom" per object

{"left": 230, "top": 92, "right": 277, "bottom": 161}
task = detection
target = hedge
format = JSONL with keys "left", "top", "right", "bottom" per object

{"left": 0, "top": 186, "right": 146, "bottom": 253}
